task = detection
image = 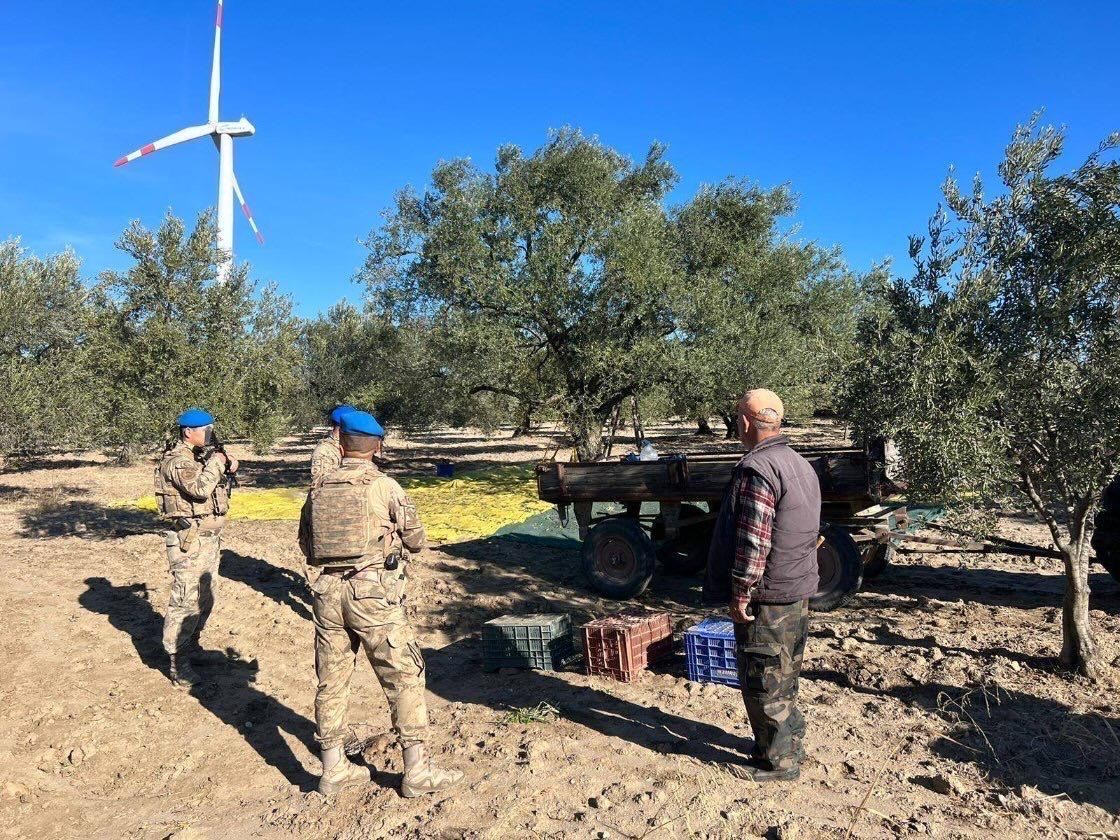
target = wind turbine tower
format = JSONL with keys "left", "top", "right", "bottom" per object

{"left": 114, "top": 0, "right": 262, "bottom": 283}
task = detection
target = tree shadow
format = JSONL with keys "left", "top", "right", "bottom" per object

{"left": 2, "top": 455, "right": 106, "bottom": 472}
{"left": 801, "top": 666, "right": 1120, "bottom": 813}
{"left": 20, "top": 499, "right": 161, "bottom": 539}
{"left": 423, "top": 636, "right": 750, "bottom": 765}
{"left": 863, "top": 561, "right": 1120, "bottom": 613}
{"left": 77, "top": 576, "right": 321, "bottom": 791}
{"left": 437, "top": 535, "right": 708, "bottom": 620}
{"left": 222, "top": 549, "right": 312, "bottom": 622}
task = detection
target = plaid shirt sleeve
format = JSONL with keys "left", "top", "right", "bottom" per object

{"left": 731, "top": 470, "right": 776, "bottom": 602}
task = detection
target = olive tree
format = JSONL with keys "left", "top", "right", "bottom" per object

{"left": 92, "top": 211, "right": 302, "bottom": 457}
{"left": 0, "top": 241, "right": 98, "bottom": 462}
{"left": 843, "top": 119, "right": 1120, "bottom": 678}
{"left": 672, "top": 179, "right": 868, "bottom": 433}
{"left": 359, "top": 129, "right": 684, "bottom": 460}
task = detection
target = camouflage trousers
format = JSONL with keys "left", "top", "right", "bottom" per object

{"left": 310, "top": 564, "right": 429, "bottom": 750}
{"left": 162, "top": 529, "right": 222, "bottom": 654}
{"left": 734, "top": 599, "right": 809, "bottom": 771}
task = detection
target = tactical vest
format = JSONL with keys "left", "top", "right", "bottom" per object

{"left": 154, "top": 450, "right": 231, "bottom": 520}
{"left": 307, "top": 463, "right": 390, "bottom": 564}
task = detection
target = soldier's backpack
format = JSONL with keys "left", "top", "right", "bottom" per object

{"left": 307, "top": 463, "right": 386, "bottom": 563}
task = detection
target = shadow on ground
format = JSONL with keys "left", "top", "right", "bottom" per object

{"left": 2, "top": 455, "right": 107, "bottom": 472}
{"left": 861, "top": 560, "right": 1120, "bottom": 612}
{"left": 437, "top": 534, "right": 708, "bottom": 624}
{"left": 423, "top": 636, "right": 751, "bottom": 765}
{"left": 20, "top": 498, "right": 160, "bottom": 539}
{"left": 803, "top": 665, "right": 1120, "bottom": 813}
{"left": 222, "top": 549, "right": 312, "bottom": 621}
{"left": 77, "top": 575, "right": 321, "bottom": 791}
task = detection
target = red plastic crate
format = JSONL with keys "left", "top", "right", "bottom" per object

{"left": 582, "top": 612, "right": 673, "bottom": 682}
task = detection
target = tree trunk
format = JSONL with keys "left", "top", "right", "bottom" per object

{"left": 720, "top": 413, "right": 737, "bottom": 439}
{"left": 570, "top": 416, "right": 605, "bottom": 462}
{"left": 511, "top": 404, "right": 534, "bottom": 438}
{"left": 631, "top": 397, "right": 645, "bottom": 449}
{"left": 1058, "top": 538, "right": 1098, "bottom": 679}
{"left": 695, "top": 417, "right": 714, "bottom": 436}
{"left": 603, "top": 404, "right": 622, "bottom": 459}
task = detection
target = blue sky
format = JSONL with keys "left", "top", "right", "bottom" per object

{"left": 2, "top": 1, "right": 1117, "bottom": 317}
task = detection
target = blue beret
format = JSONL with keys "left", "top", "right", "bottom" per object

{"left": 340, "top": 410, "right": 385, "bottom": 438}
{"left": 177, "top": 408, "right": 215, "bottom": 428}
{"left": 329, "top": 404, "right": 356, "bottom": 425}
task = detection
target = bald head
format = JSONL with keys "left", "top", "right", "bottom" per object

{"left": 737, "top": 388, "right": 784, "bottom": 447}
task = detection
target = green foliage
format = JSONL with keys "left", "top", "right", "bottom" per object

{"left": 671, "top": 179, "right": 871, "bottom": 426}
{"left": 501, "top": 701, "right": 560, "bottom": 724}
{"left": 88, "top": 212, "right": 302, "bottom": 457}
{"left": 842, "top": 117, "right": 1120, "bottom": 676}
{"left": 360, "top": 129, "right": 862, "bottom": 457}
{"left": 0, "top": 241, "right": 98, "bottom": 457}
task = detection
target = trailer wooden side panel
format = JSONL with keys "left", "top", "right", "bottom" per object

{"left": 537, "top": 448, "right": 881, "bottom": 506}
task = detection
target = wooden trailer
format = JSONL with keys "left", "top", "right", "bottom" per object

{"left": 536, "top": 442, "right": 905, "bottom": 611}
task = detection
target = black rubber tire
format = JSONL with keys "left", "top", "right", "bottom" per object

{"left": 582, "top": 518, "right": 657, "bottom": 599}
{"left": 810, "top": 524, "right": 864, "bottom": 612}
{"left": 1092, "top": 473, "right": 1120, "bottom": 584}
{"left": 652, "top": 504, "right": 712, "bottom": 575}
{"left": 861, "top": 540, "right": 896, "bottom": 580}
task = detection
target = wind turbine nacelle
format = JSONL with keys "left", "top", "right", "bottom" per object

{"left": 216, "top": 118, "right": 255, "bottom": 137}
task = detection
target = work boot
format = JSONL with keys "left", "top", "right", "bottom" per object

{"left": 169, "top": 653, "right": 201, "bottom": 688}
{"left": 400, "top": 744, "right": 463, "bottom": 798}
{"left": 318, "top": 746, "right": 371, "bottom": 796}
{"left": 725, "top": 758, "right": 801, "bottom": 783}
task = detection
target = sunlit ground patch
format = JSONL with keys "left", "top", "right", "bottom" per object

{"left": 119, "top": 465, "right": 554, "bottom": 544}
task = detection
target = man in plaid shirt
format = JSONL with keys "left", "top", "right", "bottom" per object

{"left": 714, "top": 389, "right": 821, "bottom": 782}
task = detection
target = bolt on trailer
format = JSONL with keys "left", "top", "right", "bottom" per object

{"left": 536, "top": 440, "right": 1068, "bottom": 610}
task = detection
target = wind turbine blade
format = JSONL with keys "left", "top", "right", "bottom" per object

{"left": 114, "top": 124, "right": 215, "bottom": 167}
{"left": 209, "top": 0, "right": 224, "bottom": 123}
{"left": 231, "top": 174, "right": 265, "bottom": 245}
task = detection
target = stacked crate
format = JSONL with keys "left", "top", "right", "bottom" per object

{"left": 482, "top": 614, "right": 574, "bottom": 672}
{"left": 683, "top": 618, "right": 740, "bottom": 687}
{"left": 582, "top": 612, "right": 673, "bottom": 683}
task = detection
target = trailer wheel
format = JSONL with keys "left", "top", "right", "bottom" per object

{"left": 582, "top": 518, "right": 657, "bottom": 599}
{"left": 652, "top": 504, "right": 711, "bottom": 575}
{"left": 1092, "top": 473, "right": 1120, "bottom": 584}
{"left": 810, "top": 525, "right": 863, "bottom": 612}
{"left": 861, "top": 540, "right": 896, "bottom": 580}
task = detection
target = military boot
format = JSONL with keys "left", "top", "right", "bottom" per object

{"left": 400, "top": 744, "right": 463, "bottom": 798}
{"left": 318, "top": 746, "right": 371, "bottom": 796}
{"left": 169, "top": 653, "right": 201, "bottom": 688}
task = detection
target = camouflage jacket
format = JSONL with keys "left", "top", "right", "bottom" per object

{"left": 310, "top": 436, "right": 344, "bottom": 489}
{"left": 154, "top": 441, "right": 230, "bottom": 528}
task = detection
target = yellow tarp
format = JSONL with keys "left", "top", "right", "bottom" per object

{"left": 121, "top": 465, "right": 552, "bottom": 544}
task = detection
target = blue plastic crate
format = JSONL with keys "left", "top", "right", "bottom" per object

{"left": 683, "top": 618, "right": 740, "bottom": 687}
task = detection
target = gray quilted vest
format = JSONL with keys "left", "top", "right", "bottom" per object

{"left": 705, "top": 435, "right": 821, "bottom": 603}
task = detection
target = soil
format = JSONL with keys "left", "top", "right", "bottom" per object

{"left": 1, "top": 423, "right": 1118, "bottom": 839}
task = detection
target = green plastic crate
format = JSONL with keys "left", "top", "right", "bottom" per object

{"left": 482, "top": 614, "right": 573, "bottom": 672}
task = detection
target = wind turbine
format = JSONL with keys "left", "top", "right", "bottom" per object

{"left": 114, "top": 0, "right": 262, "bottom": 283}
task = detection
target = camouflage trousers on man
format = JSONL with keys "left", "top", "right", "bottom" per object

{"left": 734, "top": 599, "right": 809, "bottom": 771}
{"left": 310, "top": 563, "right": 429, "bottom": 750}
{"left": 162, "top": 529, "right": 222, "bottom": 654}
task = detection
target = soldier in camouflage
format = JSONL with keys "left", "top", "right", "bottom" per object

{"left": 154, "top": 408, "right": 239, "bottom": 688}
{"left": 708, "top": 389, "right": 820, "bottom": 782}
{"left": 309, "top": 404, "right": 354, "bottom": 489}
{"left": 298, "top": 410, "right": 462, "bottom": 798}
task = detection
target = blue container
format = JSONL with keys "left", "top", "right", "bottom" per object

{"left": 435, "top": 461, "right": 455, "bottom": 478}
{"left": 683, "top": 618, "right": 740, "bottom": 687}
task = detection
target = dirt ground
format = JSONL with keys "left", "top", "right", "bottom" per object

{"left": 1, "top": 423, "right": 1118, "bottom": 840}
